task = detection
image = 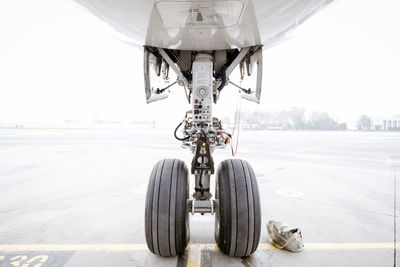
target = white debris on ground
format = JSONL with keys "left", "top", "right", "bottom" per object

{"left": 267, "top": 220, "right": 304, "bottom": 252}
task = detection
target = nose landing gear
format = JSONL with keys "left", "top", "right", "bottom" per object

{"left": 144, "top": 49, "right": 262, "bottom": 257}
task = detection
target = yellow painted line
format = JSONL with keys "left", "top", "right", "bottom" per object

{"left": 256, "top": 243, "right": 280, "bottom": 250}
{"left": 303, "top": 242, "right": 398, "bottom": 250}
{"left": 0, "top": 242, "right": 398, "bottom": 267}
{"left": 0, "top": 244, "right": 148, "bottom": 252}
{"left": 0, "top": 242, "right": 397, "bottom": 253}
{"left": 259, "top": 242, "right": 399, "bottom": 251}
{"left": 187, "top": 244, "right": 218, "bottom": 267}
{"left": 187, "top": 242, "right": 399, "bottom": 267}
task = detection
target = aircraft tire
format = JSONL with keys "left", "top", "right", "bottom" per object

{"left": 145, "top": 159, "right": 189, "bottom": 256}
{"left": 215, "top": 159, "right": 261, "bottom": 257}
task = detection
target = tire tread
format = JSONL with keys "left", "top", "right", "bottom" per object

{"left": 145, "top": 159, "right": 189, "bottom": 256}
{"left": 215, "top": 159, "right": 261, "bottom": 257}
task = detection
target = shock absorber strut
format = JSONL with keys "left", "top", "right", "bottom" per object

{"left": 191, "top": 53, "right": 214, "bottom": 201}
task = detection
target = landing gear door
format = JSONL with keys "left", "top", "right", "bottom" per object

{"left": 240, "top": 47, "right": 262, "bottom": 104}
{"left": 144, "top": 47, "right": 170, "bottom": 103}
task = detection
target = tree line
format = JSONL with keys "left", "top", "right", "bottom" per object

{"left": 238, "top": 108, "right": 347, "bottom": 130}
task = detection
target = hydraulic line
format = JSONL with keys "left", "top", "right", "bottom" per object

{"left": 200, "top": 129, "right": 207, "bottom": 141}
{"left": 174, "top": 119, "right": 190, "bottom": 141}
{"left": 198, "top": 129, "right": 207, "bottom": 189}
{"left": 230, "top": 92, "right": 242, "bottom": 156}
{"left": 199, "top": 169, "right": 204, "bottom": 188}
{"left": 217, "top": 65, "right": 227, "bottom": 92}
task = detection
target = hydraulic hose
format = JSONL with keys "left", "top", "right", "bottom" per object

{"left": 217, "top": 65, "right": 227, "bottom": 92}
{"left": 199, "top": 169, "right": 204, "bottom": 188}
{"left": 198, "top": 130, "right": 207, "bottom": 188}
{"left": 174, "top": 120, "right": 190, "bottom": 141}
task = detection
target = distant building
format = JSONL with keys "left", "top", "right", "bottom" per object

{"left": 373, "top": 116, "right": 400, "bottom": 131}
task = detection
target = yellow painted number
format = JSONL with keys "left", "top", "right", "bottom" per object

{"left": 9, "top": 255, "right": 48, "bottom": 267}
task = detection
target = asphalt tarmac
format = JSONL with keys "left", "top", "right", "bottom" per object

{"left": 0, "top": 126, "right": 399, "bottom": 266}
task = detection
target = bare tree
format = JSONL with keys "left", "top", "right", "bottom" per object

{"left": 309, "top": 111, "right": 338, "bottom": 130}
{"left": 240, "top": 108, "right": 347, "bottom": 130}
{"left": 290, "top": 107, "right": 306, "bottom": 129}
{"left": 357, "top": 115, "right": 372, "bottom": 130}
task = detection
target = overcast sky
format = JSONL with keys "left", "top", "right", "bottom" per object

{"left": 0, "top": 0, "right": 399, "bottom": 126}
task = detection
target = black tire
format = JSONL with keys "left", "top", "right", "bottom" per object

{"left": 145, "top": 159, "right": 190, "bottom": 256}
{"left": 215, "top": 159, "right": 261, "bottom": 257}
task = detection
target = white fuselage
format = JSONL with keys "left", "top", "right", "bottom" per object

{"left": 75, "top": 0, "right": 333, "bottom": 50}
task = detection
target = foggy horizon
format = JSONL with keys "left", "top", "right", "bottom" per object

{"left": 1, "top": 0, "right": 399, "bottom": 127}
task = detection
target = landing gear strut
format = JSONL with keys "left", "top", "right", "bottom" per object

{"left": 144, "top": 48, "right": 262, "bottom": 257}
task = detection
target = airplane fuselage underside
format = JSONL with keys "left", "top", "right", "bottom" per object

{"left": 75, "top": 0, "right": 334, "bottom": 50}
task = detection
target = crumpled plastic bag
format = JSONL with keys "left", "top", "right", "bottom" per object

{"left": 266, "top": 220, "right": 304, "bottom": 252}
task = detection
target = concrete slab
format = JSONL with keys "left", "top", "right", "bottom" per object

{"left": 0, "top": 127, "right": 399, "bottom": 266}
